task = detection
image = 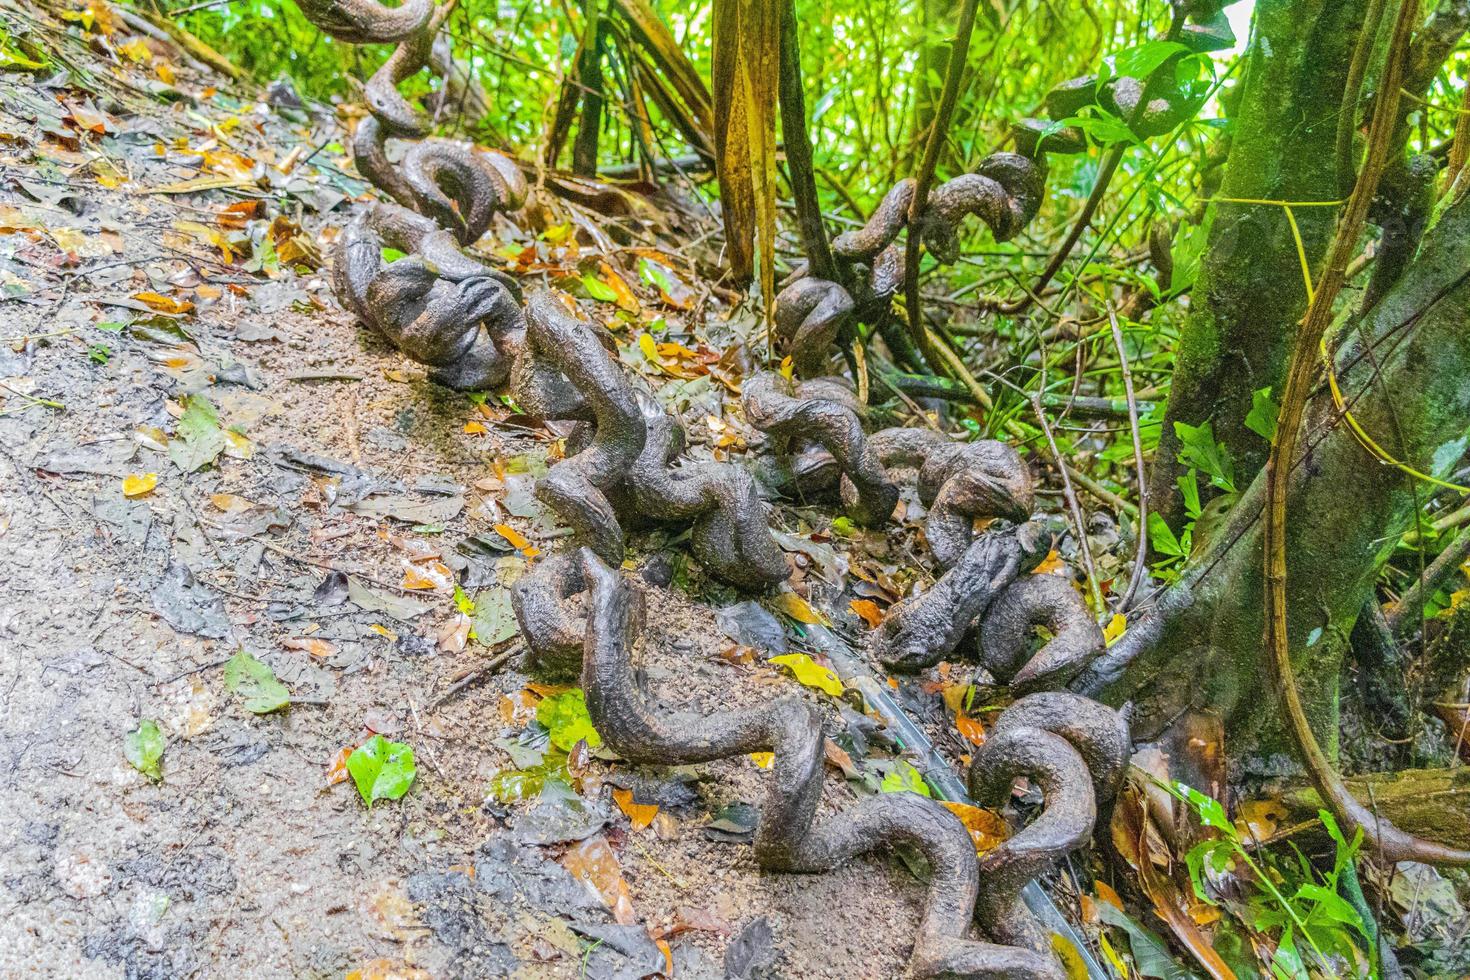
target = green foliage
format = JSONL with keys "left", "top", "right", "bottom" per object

{"left": 223, "top": 650, "right": 290, "bottom": 713}
{"left": 879, "top": 759, "right": 931, "bottom": 796}
{"left": 1173, "top": 420, "right": 1236, "bottom": 493}
{"left": 1245, "top": 386, "right": 1280, "bottom": 444}
{"left": 1164, "top": 780, "right": 1370, "bottom": 979}
{"left": 124, "top": 719, "right": 165, "bottom": 781}
{"left": 488, "top": 751, "right": 571, "bottom": 803}
{"left": 168, "top": 393, "right": 228, "bottom": 473}
{"left": 347, "top": 734, "right": 417, "bottom": 806}
{"left": 535, "top": 689, "right": 602, "bottom": 752}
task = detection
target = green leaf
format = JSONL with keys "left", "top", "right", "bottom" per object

{"left": 1173, "top": 420, "right": 1236, "bottom": 493}
{"left": 223, "top": 650, "right": 290, "bottom": 713}
{"left": 879, "top": 760, "right": 931, "bottom": 797}
{"left": 488, "top": 751, "right": 570, "bottom": 803}
{"left": 1184, "top": 839, "right": 1234, "bottom": 905}
{"left": 452, "top": 584, "right": 475, "bottom": 616}
{"left": 94, "top": 320, "right": 128, "bottom": 333}
{"left": 346, "top": 734, "right": 417, "bottom": 806}
{"left": 124, "top": 719, "right": 164, "bottom": 781}
{"left": 1245, "top": 387, "right": 1280, "bottom": 444}
{"left": 1173, "top": 781, "right": 1235, "bottom": 836}
{"left": 1107, "top": 40, "right": 1189, "bottom": 82}
{"left": 829, "top": 516, "right": 856, "bottom": 537}
{"left": 167, "top": 394, "right": 228, "bottom": 473}
{"left": 470, "top": 587, "right": 517, "bottom": 645}
{"left": 1148, "top": 512, "right": 1185, "bottom": 557}
{"left": 638, "top": 257, "right": 674, "bottom": 292}
{"left": 536, "top": 689, "right": 602, "bottom": 752}
{"left": 1096, "top": 901, "right": 1202, "bottom": 980}
{"left": 581, "top": 274, "right": 618, "bottom": 302}
{"left": 380, "top": 246, "right": 406, "bottom": 263}
{"left": 1177, "top": 469, "right": 1202, "bottom": 520}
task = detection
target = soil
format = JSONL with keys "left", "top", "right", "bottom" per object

{"left": 0, "top": 5, "right": 1005, "bottom": 978}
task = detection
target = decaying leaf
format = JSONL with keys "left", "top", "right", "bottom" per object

{"left": 124, "top": 719, "right": 164, "bottom": 781}
{"left": 612, "top": 787, "right": 659, "bottom": 831}
{"left": 561, "top": 833, "right": 637, "bottom": 925}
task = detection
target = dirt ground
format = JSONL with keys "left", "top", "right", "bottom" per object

{"left": 0, "top": 5, "right": 1008, "bottom": 978}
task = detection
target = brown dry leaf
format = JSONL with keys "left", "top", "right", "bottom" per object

{"left": 283, "top": 636, "right": 336, "bottom": 659}
{"left": 823, "top": 738, "right": 859, "bottom": 779}
{"left": 498, "top": 690, "right": 539, "bottom": 725}
{"left": 941, "top": 802, "right": 1010, "bottom": 855}
{"left": 955, "top": 711, "right": 988, "bottom": 747}
{"left": 217, "top": 199, "right": 265, "bottom": 230}
{"left": 612, "top": 787, "right": 659, "bottom": 831}
{"left": 849, "top": 598, "right": 884, "bottom": 629}
{"left": 209, "top": 493, "right": 256, "bottom": 513}
{"left": 345, "top": 959, "right": 431, "bottom": 980}
{"left": 561, "top": 834, "right": 636, "bottom": 925}
{"left": 326, "top": 746, "right": 353, "bottom": 785}
{"left": 401, "top": 564, "right": 447, "bottom": 590}
{"left": 1233, "top": 798, "right": 1288, "bottom": 842}
{"left": 132, "top": 291, "right": 194, "bottom": 315}
{"left": 598, "top": 261, "right": 639, "bottom": 312}
{"left": 525, "top": 682, "right": 572, "bottom": 698}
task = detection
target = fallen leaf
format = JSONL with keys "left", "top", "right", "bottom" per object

{"left": 955, "top": 711, "right": 988, "bottom": 747}
{"left": 772, "top": 591, "right": 829, "bottom": 625}
{"left": 223, "top": 650, "right": 289, "bottom": 713}
{"left": 124, "top": 719, "right": 164, "bottom": 781}
{"left": 132, "top": 291, "right": 194, "bottom": 315}
{"left": 122, "top": 472, "right": 158, "bottom": 497}
{"left": 347, "top": 734, "right": 417, "bottom": 807}
{"left": 1103, "top": 613, "right": 1127, "bottom": 646}
{"left": 493, "top": 522, "right": 540, "bottom": 558}
{"left": 1032, "top": 549, "right": 1065, "bottom": 575}
{"left": 612, "top": 787, "right": 659, "bottom": 831}
{"left": 750, "top": 751, "right": 774, "bottom": 769}
{"left": 849, "top": 598, "right": 884, "bottom": 629}
{"left": 326, "top": 746, "right": 352, "bottom": 785}
{"left": 282, "top": 636, "right": 336, "bottom": 659}
{"left": 209, "top": 493, "right": 256, "bottom": 513}
{"left": 561, "top": 834, "right": 636, "bottom": 925}
{"left": 768, "top": 653, "right": 844, "bottom": 697}
{"left": 537, "top": 689, "right": 602, "bottom": 751}
{"left": 940, "top": 801, "right": 1009, "bottom": 854}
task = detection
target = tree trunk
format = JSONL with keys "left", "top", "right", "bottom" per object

{"left": 1078, "top": 186, "right": 1470, "bottom": 769}
{"left": 1148, "top": 0, "right": 1371, "bottom": 527}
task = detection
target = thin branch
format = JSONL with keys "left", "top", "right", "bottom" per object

{"left": 1386, "top": 527, "right": 1470, "bottom": 636}
{"left": 1108, "top": 305, "right": 1149, "bottom": 612}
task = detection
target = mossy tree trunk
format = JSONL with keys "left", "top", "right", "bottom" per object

{"left": 1149, "top": 0, "right": 1371, "bottom": 527}
{"left": 1080, "top": 187, "right": 1470, "bottom": 767}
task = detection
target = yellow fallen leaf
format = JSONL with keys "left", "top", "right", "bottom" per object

{"left": 463, "top": 420, "right": 487, "bottom": 434}
{"left": 223, "top": 429, "right": 253, "bottom": 459}
{"left": 118, "top": 38, "right": 152, "bottom": 63}
{"left": 132, "top": 291, "right": 194, "bottom": 315}
{"left": 940, "top": 801, "right": 1009, "bottom": 855}
{"left": 750, "top": 752, "right": 774, "bottom": 769}
{"left": 122, "top": 472, "right": 158, "bottom": 497}
{"left": 772, "top": 591, "right": 829, "bottom": 626}
{"left": 368, "top": 623, "right": 398, "bottom": 641}
{"left": 955, "top": 711, "right": 987, "bottom": 747}
{"left": 1103, "top": 613, "right": 1127, "bottom": 646}
{"left": 1032, "top": 549, "right": 1065, "bottom": 575}
{"left": 401, "top": 566, "right": 440, "bottom": 590}
{"left": 612, "top": 787, "right": 659, "bottom": 830}
{"left": 493, "top": 523, "right": 540, "bottom": 557}
{"left": 282, "top": 636, "right": 336, "bottom": 658}
{"left": 326, "top": 746, "right": 352, "bottom": 785}
{"left": 768, "top": 653, "right": 844, "bottom": 698}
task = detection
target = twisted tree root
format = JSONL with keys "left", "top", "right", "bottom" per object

{"left": 628, "top": 392, "right": 788, "bottom": 590}
{"left": 866, "top": 427, "right": 1035, "bottom": 570}
{"left": 772, "top": 277, "right": 855, "bottom": 378}
{"left": 871, "top": 523, "right": 1050, "bottom": 672}
{"left": 969, "top": 692, "right": 1130, "bottom": 956}
{"left": 979, "top": 575, "right": 1103, "bottom": 693}
{"left": 575, "top": 547, "right": 1106, "bottom": 979}
{"left": 524, "top": 291, "right": 645, "bottom": 562}
{"left": 743, "top": 371, "right": 897, "bottom": 526}
{"left": 293, "top": 0, "right": 432, "bottom": 44}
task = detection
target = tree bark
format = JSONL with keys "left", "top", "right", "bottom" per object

{"left": 1149, "top": 0, "right": 1371, "bottom": 528}
{"left": 1079, "top": 186, "right": 1470, "bottom": 767}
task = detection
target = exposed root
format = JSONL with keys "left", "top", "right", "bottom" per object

{"left": 979, "top": 575, "right": 1103, "bottom": 692}
{"left": 573, "top": 547, "right": 1126, "bottom": 979}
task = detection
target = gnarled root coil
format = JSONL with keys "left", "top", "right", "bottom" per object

{"left": 743, "top": 371, "right": 896, "bottom": 526}
{"left": 628, "top": 392, "right": 788, "bottom": 591}
{"left": 772, "top": 277, "right": 855, "bottom": 378}
{"left": 979, "top": 575, "right": 1103, "bottom": 692}
{"left": 871, "top": 522, "right": 1050, "bottom": 672}
{"left": 524, "top": 292, "right": 644, "bottom": 562}
{"left": 574, "top": 547, "right": 1108, "bottom": 979}
{"left": 334, "top": 202, "right": 524, "bottom": 390}
{"left": 969, "top": 693, "right": 1130, "bottom": 957}
{"left": 864, "top": 427, "right": 1035, "bottom": 570}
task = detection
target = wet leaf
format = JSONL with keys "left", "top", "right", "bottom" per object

{"left": 326, "top": 745, "right": 352, "bottom": 785}
{"left": 849, "top": 598, "right": 884, "bottom": 628}
{"left": 122, "top": 472, "right": 158, "bottom": 497}
{"left": 771, "top": 591, "right": 829, "bottom": 625}
{"left": 768, "top": 653, "right": 844, "bottom": 697}
{"left": 471, "top": 588, "right": 517, "bottom": 645}
{"left": 955, "top": 711, "right": 988, "bottom": 747}
{"left": 347, "top": 734, "right": 417, "bottom": 807}
{"left": 561, "top": 834, "right": 636, "bottom": 925}
{"left": 749, "top": 751, "right": 774, "bottom": 769}
{"left": 167, "top": 394, "right": 227, "bottom": 473}
{"left": 879, "top": 759, "right": 931, "bottom": 797}
{"left": 940, "top": 802, "right": 1008, "bottom": 854}
{"left": 487, "top": 751, "right": 570, "bottom": 803}
{"left": 222, "top": 650, "right": 289, "bottom": 713}
{"left": 582, "top": 273, "right": 618, "bottom": 303}
{"left": 612, "top": 787, "right": 659, "bottom": 831}
{"left": 124, "top": 719, "right": 164, "bottom": 781}
{"left": 493, "top": 522, "right": 540, "bottom": 558}
{"left": 132, "top": 291, "right": 194, "bottom": 315}
{"left": 536, "top": 689, "right": 602, "bottom": 751}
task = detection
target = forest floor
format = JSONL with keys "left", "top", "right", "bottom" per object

{"left": 0, "top": 4, "right": 1021, "bottom": 978}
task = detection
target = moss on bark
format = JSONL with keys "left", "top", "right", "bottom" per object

{"left": 1080, "top": 188, "right": 1470, "bottom": 766}
{"left": 1150, "top": 0, "right": 1370, "bottom": 527}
